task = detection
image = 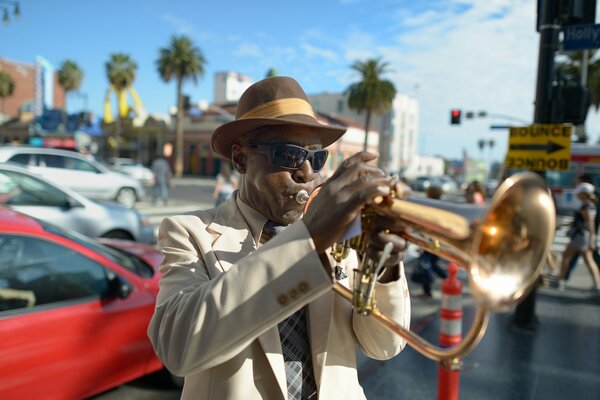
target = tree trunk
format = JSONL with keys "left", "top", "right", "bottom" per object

{"left": 362, "top": 110, "right": 372, "bottom": 152}
{"left": 62, "top": 92, "right": 68, "bottom": 131}
{"left": 114, "top": 92, "right": 122, "bottom": 158}
{"left": 175, "top": 78, "right": 184, "bottom": 177}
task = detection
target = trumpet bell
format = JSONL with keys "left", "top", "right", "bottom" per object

{"left": 469, "top": 173, "right": 555, "bottom": 311}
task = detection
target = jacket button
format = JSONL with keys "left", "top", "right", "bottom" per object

{"left": 298, "top": 281, "right": 309, "bottom": 293}
{"left": 278, "top": 295, "right": 288, "bottom": 305}
{"left": 289, "top": 288, "right": 298, "bottom": 299}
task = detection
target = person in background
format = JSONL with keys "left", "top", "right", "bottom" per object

{"left": 147, "top": 76, "right": 411, "bottom": 399}
{"left": 564, "top": 174, "right": 600, "bottom": 280}
{"left": 411, "top": 185, "right": 447, "bottom": 297}
{"left": 151, "top": 153, "right": 172, "bottom": 206}
{"left": 552, "top": 182, "right": 600, "bottom": 294}
{"left": 212, "top": 161, "right": 239, "bottom": 207}
{"left": 465, "top": 180, "right": 486, "bottom": 205}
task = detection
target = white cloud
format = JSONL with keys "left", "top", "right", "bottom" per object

{"left": 340, "top": 0, "right": 541, "bottom": 159}
{"left": 233, "top": 42, "right": 262, "bottom": 58}
{"left": 161, "top": 14, "right": 213, "bottom": 43}
{"left": 301, "top": 43, "right": 338, "bottom": 61}
{"left": 162, "top": 14, "right": 195, "bottom": 35}
{"left": 342, "top": 29, "right": 378, "bottom": 62}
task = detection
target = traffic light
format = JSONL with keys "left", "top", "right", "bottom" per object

{"left": 450, "top": 109, "right": 462, "bottom": 125}
{"left": 182, "top": 95, "right": 191, "bottom": 112}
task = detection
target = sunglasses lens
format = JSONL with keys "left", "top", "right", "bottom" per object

{"left": 272, "top": 145, "right": 307, "bottom": 169}
{"left": 311, "top": 150, "right": 328, "bottom": 171}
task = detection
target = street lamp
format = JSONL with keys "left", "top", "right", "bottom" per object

{"left": 1, "top": 1, "right": 20, "bottom": 25}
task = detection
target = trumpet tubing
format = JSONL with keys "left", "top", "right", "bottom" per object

{"left": 305, "top": 171, "right": 556, "bottom": 364}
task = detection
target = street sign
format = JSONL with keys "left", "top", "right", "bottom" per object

{"left": 563, "top": 24, "right": 600, "bottom": 50}
{"left": 505, "top": 124, "right": 572, "bottom": 171}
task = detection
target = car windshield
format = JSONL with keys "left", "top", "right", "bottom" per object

{"left": 0, "top": 169, "right": 68, "bottom": 206}
{"left": 38, "top": 219, "right": 149, "bottom": 276}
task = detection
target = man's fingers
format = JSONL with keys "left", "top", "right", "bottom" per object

{"left": 369, "top": 231, "right": 409, "bottom": 253}
{"left": 337, "top": 177, "right": 392, "bottom": 211}
{"left": 329, "top": 152, "right": 379, "bottom": 180}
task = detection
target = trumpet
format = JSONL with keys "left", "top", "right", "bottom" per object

{"left": 306, "top": 172, "right": 555, "bottom": 367}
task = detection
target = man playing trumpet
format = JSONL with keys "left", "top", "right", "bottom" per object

{"left": 148, "top": 76, "right": 411, "bottom": 400}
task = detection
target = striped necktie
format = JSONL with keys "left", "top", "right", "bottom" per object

{"left": 261, "top": 220, "right": 318, "bottom": 399}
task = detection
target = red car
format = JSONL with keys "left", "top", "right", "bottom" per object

{"left": 0, "top": 208, "right": 167, "bottom": 399}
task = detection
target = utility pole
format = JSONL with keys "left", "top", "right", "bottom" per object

{"left": 511, "top": 0, "right": 561, "bottom": 333}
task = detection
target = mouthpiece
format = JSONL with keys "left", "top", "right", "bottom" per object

{"left": 296, "top": 190, "right": 309, "bottom": 204}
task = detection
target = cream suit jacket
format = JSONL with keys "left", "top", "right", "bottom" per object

{"left": 148, "top": 194, "right": 411, "bottom": 399}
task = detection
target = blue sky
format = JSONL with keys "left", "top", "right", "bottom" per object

{"left": 2, "top": 0, "right": 600, "bottom": 160}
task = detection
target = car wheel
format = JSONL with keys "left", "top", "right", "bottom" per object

{"left": 116, "top": 187, "right": 137, "bottom": 208}
{"left": 101, "top": 230, "right": 134, "bottom": 241}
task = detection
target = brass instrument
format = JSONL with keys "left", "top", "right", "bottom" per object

{"left": 307, "top": 172, "right": 555, "bottom": 368}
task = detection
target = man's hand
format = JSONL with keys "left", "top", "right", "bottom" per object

{"left": 303, "top": 152, "right": 397, "bottom": 254}
{"left": 366, "top": 216, "right": 410, "bottom": 282}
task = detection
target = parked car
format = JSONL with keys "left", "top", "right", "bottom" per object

{"left": 411, "top": 176, "right": 435, "bottom": 192}
{"left": 0, "top": 146, "right": 145, "bottom": 208}
{"left": 437, "top": 176, "right": 460, "bottom": 194}
{"left": 103, "top": 157, "right": 154, "bottom": 186}
{"left": 0, "top": 163, "right": 155, "bottom": 244}
{"left": 411, "top": 176, "right": 459, "bottom": 194}
{"left": 0, "top": 209, "right": 175, "bottom": 399}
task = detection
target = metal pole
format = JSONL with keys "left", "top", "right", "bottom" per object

{"left": 534, "top": 0, "right": 560, "bottom": 124}
{"left": 512, "top": 0, "right": 560, "bottom": 333}
{"left": 581, "top": 49, "right": 589, "bottom": 86}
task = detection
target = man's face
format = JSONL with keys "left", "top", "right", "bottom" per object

{"left": 236, "top": 125, "right": 324, "bottom": 225}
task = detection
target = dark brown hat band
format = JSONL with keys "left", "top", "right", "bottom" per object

{"left": 238, "top": 98, "right": 315, "bottom": 120}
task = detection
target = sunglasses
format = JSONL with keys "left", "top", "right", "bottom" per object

{"left": 249, "top": 143, "right": 329, "bottom": 172}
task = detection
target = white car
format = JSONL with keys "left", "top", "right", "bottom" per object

{"left": 103, "top": 157, "right": 154, "bottom": 186}
{"left": 0, "top": 146, "right": 145, "bottom": 208}
{"left": 0, "top": 163, "right": 155, "bottom": 243}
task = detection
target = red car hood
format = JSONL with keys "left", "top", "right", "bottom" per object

{"left": 97, "top": 238, "right": 163, "bottom": 276}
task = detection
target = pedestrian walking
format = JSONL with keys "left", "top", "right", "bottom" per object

{"left": 552, "top": 182, "right": 600, "bottom": 294}
{"left": 564, "top": 174, "right": 600, "bottom": 280}
{"left": 411, "top": 185, "right": 447, "bottom": 297}
{"left": 212, "top": 162, "right": 238, "bottom": 207}
{"left": 465, "top": 180, "right": 486, "bottom": 205}
{"left": 151, "top": 154, "right": 172, "bottom": 206}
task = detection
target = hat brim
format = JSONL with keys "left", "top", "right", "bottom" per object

{"left": 211, "top": 114, "right": 347, "bottom": 159}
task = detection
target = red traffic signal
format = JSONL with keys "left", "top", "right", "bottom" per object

{"left": 450, "top": 109, "right": 462, "bottom": 125}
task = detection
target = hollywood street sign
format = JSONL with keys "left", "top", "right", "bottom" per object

{"left": 563, "top": 24, "right": 600, "bottom": 51}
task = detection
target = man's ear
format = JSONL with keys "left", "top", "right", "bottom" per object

{"left": 231, "top": 144, "right": 246, "bottom": 174}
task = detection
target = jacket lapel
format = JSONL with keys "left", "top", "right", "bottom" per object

{"left": 207, "top": 196, "right": 288, "bottom": 397}
{"left": 207, "top": 196, "right": 256, "bottom": 272}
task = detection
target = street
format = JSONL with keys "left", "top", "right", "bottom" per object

{"left": 93, "top": 177, "right": 600, "bottom": 400}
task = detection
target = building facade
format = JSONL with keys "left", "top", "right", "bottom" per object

{"left": 0, "top": 57, "right": 64, "bottom": 120}
{"left": 308, "top": 92, "right": 419, "bottom": 174}
{"left": 213, "top": 71, "right": 253, "bottom": 104}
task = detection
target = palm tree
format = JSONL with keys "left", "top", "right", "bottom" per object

{"left": 157, "top": 35, "right": 206, "bottom": 177}
{"left": 57, "top": 60, "right": 84, "bottom": 114}
{"left": 105, "top": 53, "right": 138, "bottom": 156}
{"left": 346, "top": 58, "right": 396, "bottom": 152}
{"left": 0, "top": 71, "right": 15, "bottom": 114}
{"left": 556, "top": 50, "right": 600, "bottom": 110}
{"left": 266, "top": 68, "right": 278, "bottom": 78}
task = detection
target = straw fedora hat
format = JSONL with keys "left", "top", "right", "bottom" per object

{"left": 211, "top": 76, "right": 346, "bottom": 159}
